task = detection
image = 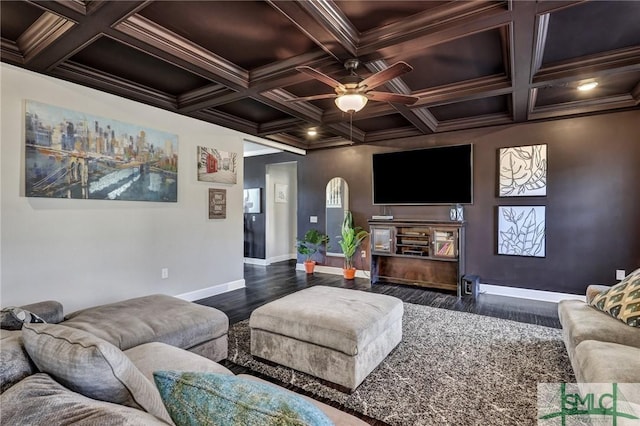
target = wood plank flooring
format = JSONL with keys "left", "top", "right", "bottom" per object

{"left": 196, "top": 260, "right": 561, "bottom": 328}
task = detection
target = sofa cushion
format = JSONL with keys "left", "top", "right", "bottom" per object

{"left": 574, "top": 340, "right": 640, "bottom": 384}
{"left": 22, "top": 323, "right": 173, "bottom": 425}
{"left": 63, "top": 294, "right": 228, "bottom": 351}
{"left": 0, "top": 329, "right": 37, "bottom": 393}
{"left": 153, "top": 371, "right": 333, "bottom": 426}
{"left": 558, "top": 300, "right": 640, "bottom": 360}
{"left": 0, "top": 373, "right": 168, "bottom": 425}
{"left": 1, "top": 300, "right": 63, "bottom": 330}
{"left": 125, "top": 342, "right": 233, "bottom": 384}
{"left": 590, "top": 268, "right": 640, "bottom": 327}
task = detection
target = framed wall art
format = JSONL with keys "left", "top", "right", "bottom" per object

{"left": 243, "top": 188, "right": 261, "bottom": 213}
{"left": 275, "top": 183, "right": 288, "bottom": 203}
{"left": 498, "top": 144, "right": 547, "bottom": 197}
{"left": 208, "top": 188, "right": 227, "bottom": 219}
{"left": 25, "top": 100, "right": 178, "bottom": 202}
{"left": 497, "top": 206, "right": 545, "bottom": 257}
{"left": 198, "top": 146, "right": 238, "bottom": 184}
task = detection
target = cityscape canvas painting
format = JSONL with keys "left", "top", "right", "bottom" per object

{"left": 498, "top": 144, "right": 547, "bottom": 197}
{"left": 25, "top": 100, "right": 178, "bottom": 202}
{"left": 498, "top": 206, "right": 546, "bottom": 257}
{"left": 197, "top": 146, "right": 238, "bottom": 184}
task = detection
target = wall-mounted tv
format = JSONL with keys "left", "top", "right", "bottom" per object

{"left": 372, "top": 144, "right": 473, "bottom": 205}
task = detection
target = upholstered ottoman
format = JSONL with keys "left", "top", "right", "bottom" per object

{"left": 249, "top": 286, "right": 403, "bottom": 391}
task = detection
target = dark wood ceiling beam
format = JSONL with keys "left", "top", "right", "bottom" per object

{"left": 258, "top": 118, "right": 307, "bottom": 136}
{"left": 17, "top": 12, "right": 75, "bottom": 63}
{"left": 509, "top": 1, "right": 538, "bottom": 122}
{"left": 259, "top": 89, "right": 325, "bottom": 123}
{"left": 193, "top": 109, "right": 258, "bottom": 135}
{"left": 529, "top": 95, "right": 638, "bottom": 120}
{"left": 263, "top": 133, "right": 310, "bottom": 150}
{"left": 53, "top": 61, "right": 177, "bottom": 111}
{"left": 114, "top": 14, "right": 249, "bottom": 89}
{"left": 359, "top": 2, "right": 510, "bottom": 58}
{"left": 532, "top": 47, "right": 640, "bottom": 86}
{"left": 1, "top": 39, "right": 25, "bottom": 65}
{"left": 631, "top": 82, "right": 640, "bottom": 102}
{"left": 51, "top": 0, "right": 107, "bottom": 16}
{"left": 305, "top": 136, "right": 355, "bottom": 150}
{"left": 436, "top": 112, "right": 513, "bottom": 132}
{"left": 365, "top": 127, "right": 423, "bottom": 143}
{"left": 413, "top": 75, "right": 512, "bottom": 107}
{"left": 176, "top": 84, "right": 235, "bottom": 112}
{"left": 534, "top": 0, "right": 588, "bottom": 15}
{"left": 22, "top": 1, "right": 146, "bottom": 71}
{"left": 267, "top": 0, "right": 358, "bottom": 60}
{"left": 326, "top": 121, "right": 366, "bottom": 144}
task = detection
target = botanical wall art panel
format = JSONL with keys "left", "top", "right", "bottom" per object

{"left": 243, "top": 188, "right": 261, "bottom": 213}
{"left": 198, "top": 146, "right": 238, "bottom": 184}
{"left": 25, "top": 100, "right": 178, "bottom": 201}
{"left": 498, "top": 144, "right": 547, "bottom": 197}
{"left": 498, "top": 206, "right": 546, "bottom": 257}
{"left": 209, "top": 188, "right": 227, "bottom": 219}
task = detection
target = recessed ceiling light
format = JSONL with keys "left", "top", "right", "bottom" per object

{"left": 307, "top": 128, "right": 318, "bottom": 137}
{"left": 577, "top": 81, "right": 598, "bottom": 91}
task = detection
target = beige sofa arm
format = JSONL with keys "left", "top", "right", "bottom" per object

{"left": 586, "top": 285, "right": 611, "bottom": 304}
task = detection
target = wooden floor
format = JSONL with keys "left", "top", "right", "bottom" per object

{"left": 197, "top": 260, "right": 561, "bottom": 328}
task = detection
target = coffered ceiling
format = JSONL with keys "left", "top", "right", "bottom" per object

{"left": 2, "top": 1, "right": 639, "bottom": 150}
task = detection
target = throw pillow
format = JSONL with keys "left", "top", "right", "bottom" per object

{"left": 1, "top": 307, "right": 46, "bottom": 330}
{"left": 153, "top": 371, "right": 334, "bottom": 426}
{"left": 590, "top": 267, "right": 640, "bottom": 327}
{"left": 21, "top": 323, "right": 173, "bottom": 424}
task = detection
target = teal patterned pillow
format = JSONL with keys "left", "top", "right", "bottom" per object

{"left": 153, "top": 371, "right": 334, "bottom": 426}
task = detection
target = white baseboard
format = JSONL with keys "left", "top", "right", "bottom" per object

{"left": 295, "top": 263, "right": 369, "bottom": 279}
{"left": 175, "top": 279, "right": 246, "bottom": 302}
{"left": 244, "top": 257, "right": 269, "bottom": 266}
{"left": 479, "top": 283, "right": 586, "bottom": 303}
{"left": 245, "top": 254, "right": 296, "bottom": 266}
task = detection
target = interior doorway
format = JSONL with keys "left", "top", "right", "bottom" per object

{"left": 264, "top": 162, "right": 297, "bottom": 264}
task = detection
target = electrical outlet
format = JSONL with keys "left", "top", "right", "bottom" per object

{"left": 361, "top": 250, "right": 367, "bottom": 258}
{"left": 161, "top": 268, "right": 169, "bottom": 279}
{"left": 616, "top": 269, "right": 626, "bottom": 280}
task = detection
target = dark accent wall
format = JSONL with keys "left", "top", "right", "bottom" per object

{"left": 243, "top": 152, "right": 300, "bottom": 259}
{"left": 247, "top": 110, "right": 640, "bottom": 294}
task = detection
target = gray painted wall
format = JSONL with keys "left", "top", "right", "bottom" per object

{"left": 1, "top": 64, "right": 246, "bottom": 312}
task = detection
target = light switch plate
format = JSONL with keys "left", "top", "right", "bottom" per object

{"left": 310, "top": 216, "right": 318, "bottom": 223}
{"left": 616, "top": 269, "right": 626, "bottom": 280}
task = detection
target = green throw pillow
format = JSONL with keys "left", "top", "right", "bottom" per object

{"left": 590, "top": 267, "right": 640, "bottom": 327}
{"left": 153, "top": 371, "right": 334, "bottom": 426}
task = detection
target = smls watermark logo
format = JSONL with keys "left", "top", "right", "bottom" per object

{"left": 538, "top": 383, "right": 640, "bottom": 425}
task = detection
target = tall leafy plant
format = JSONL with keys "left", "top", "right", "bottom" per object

{"left": 338, "top": 211, "right": 369, "bottom": 270}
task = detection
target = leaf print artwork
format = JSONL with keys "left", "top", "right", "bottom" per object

{"left": 499, "top": 145, "right": 547, "bottom": 196}
{"left": 498, "top": 206, "right": 545, "bottom": 257}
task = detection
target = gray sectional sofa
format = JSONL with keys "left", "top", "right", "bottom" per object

{"left": 1, "top": 295, "right": 368, "bottom": 425}
{"left": 558, "top": 285, "right": 640, "bottom": 416}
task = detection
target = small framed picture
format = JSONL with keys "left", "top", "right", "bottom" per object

{"left": 208, "top": 188, "right": 227, "bottom": 219}
{"left": 275, "top": 183, "right": 288, "bottom": 203}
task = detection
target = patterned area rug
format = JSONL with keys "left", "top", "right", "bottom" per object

{"left": 227, "top": 303, "right": 574, "bottom": 425}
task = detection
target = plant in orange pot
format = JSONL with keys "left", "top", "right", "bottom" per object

{"left": 338, "top": 211, "right": 369, "bottom": 280}
{"left": 297, "top": 229, "right": 329, "bottom": 274}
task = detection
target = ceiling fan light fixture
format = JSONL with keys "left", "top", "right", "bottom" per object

{"left": 335, "top": 93, "right": 368, "bottom": 113}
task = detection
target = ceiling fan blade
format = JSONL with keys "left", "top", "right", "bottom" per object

{"left": 359, "top": 62, "right": 413, "bottom": 90}
{"left": 295, "top": 66, "right": 345, "bottom": 90}
{"left": 367, "top": 91, "right": 419, "bottom": 105}
{"left": 285, "top": 93, "right": 338, "bottom": 102}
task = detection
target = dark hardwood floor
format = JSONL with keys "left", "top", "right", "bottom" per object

{"left": 197, "top": 260, "right": 560, "bottom": 328}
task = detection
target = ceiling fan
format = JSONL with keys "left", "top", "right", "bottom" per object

{"left": 290, "top": 59, "right": 419, "bottom": 113}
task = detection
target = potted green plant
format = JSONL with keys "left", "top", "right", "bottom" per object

{"left": 338, "top": 211, "right": 369, "bottom": 279}
{"left": 297, "top": 229, "right": 329, "bottom": 274}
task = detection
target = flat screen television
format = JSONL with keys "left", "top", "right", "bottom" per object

{"left": 372, "top": 144, "right": 473, "bottom": 205}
